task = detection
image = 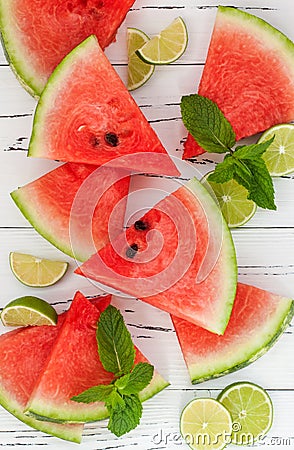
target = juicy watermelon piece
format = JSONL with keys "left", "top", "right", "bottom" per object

{"left": 0, "top": 0, "right": 135, "bottom": 96}
{"left": 26, "top": 292, "right": 169, "bottom": 422}
{"left": 0, "top": 295, "right": 110, "bottom": 442}
{"left": 28, "top": 36, "right": 179, "bottom": 176}
{"left": 183, "top": 6, "right": 294, "bottom": 159}
{"left": 11, "top": 163, "right": 130, "bottom": 262}
{"left": 172, "top": 283, "right": 294, "bottom": 384}
{"left": 76, "top": 177, "right": 237, "bottom": 334}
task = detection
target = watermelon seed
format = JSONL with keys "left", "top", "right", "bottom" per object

{"left": 126, "top": 244, "right": 139, "bottom": 259}
{"left": 134, "top": 220, "right": 149, "bottom": 231}
{"left": 105, "top": 132, "right": 119, "bottom": 147}
{"left": 90, "top": 135, "right": 100, "bottom": 147}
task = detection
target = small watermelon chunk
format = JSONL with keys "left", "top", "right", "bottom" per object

{"left": 183, "top": 6, "right": 294, "bottom": 159}
{"left": 172, "top": 283, "right": 294, "bottom": 384}
{"left": 0, "top": 0, "right": 135, "bottom": 96}
{"left": 76, "top": 177, "right": 237, "bottom": 335}
{"left": 26, "top": 292, "right": 168, "bottom": 422}
{"left": 11, "top": 163, "right": 130, "bottom": 262}
{"left": 28, "top": 36, "right": 179, "bottom": 177}
{"left": 0, "top": 295, "right": 109, "bottom": 442}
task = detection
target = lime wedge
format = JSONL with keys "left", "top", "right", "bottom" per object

{"left": 9, "top": 252, "right": 68, "bottom": 287}
{"left": 218, "top": 382, "right": 273, "bottom": 445}
{"left": 180, "top": 398, "right": 232, "bottom": 450}
{"left": 136, "top": 17, "right": 188, "bottom": 65}
{"left": 201, "top": 173, "right": 257, "bottom": 228}
{"left": 1, "top": 296, "right": 58, "bottom": 327}
{"left": 258, "top": 123, "right": 294, "bottom": 176}
{"left": 127, "top": 28, "right": 155, "bottom": 91}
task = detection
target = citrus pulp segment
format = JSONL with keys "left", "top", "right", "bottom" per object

{"left": 259, "top": 123, "right": 294, "bottom": 176}
{"left": 180, "top": 398, "right": 232, "bottom": 450}
{"left": 1, "top": 296, "right": 57, "bottom": 327}
{"left": 9, "top": 252, "right": 68, "bottom": 287}
{"left": 127, "top": 28, "right": 155, "bottom": 91}
{"left": 218, "top": 382, "right": 273, "bottom": 445}
{"left": 136, "top": 17, "right": 188, "bottom": 65}
{"left": 201, "top": 174, "right": 257, "bottom": 228}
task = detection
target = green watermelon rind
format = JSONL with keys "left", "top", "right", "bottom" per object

{"left": 25, "top": 371, "right": 169, "bottom": 423}
{"left": 0, "top": 386, "right": 83, "bottom": 442}
{"left": 187, "top": 177, "right": 237, "bottom": 334}
{"left": 28, "top": 35, "right": 98, "bottom": 159}
{"left": 0, "top": 2, "right": 42, "bottom": 97}
{"left": 186, "top": 298, "right": 294, "bottom": 384}
{"left": 10, "top": 188, "right": 87, "bottom": 262}
{"left": 218, "top": 6, "right": 294, "bottom": 76}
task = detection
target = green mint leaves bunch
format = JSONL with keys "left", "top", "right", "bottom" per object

{"left": 72, "top": 305, "right": 154, "bottom": 437}
{"left": 181, "top": 94, "right": 276, "bottom": 210}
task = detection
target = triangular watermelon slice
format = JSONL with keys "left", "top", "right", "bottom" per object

{"left": 76, "top": 177, "right": 237, "bottom": 335}
{"left": 26, "top": 292, "right": 169, "bottom": 422}
{"left": 11, "top": 163, "right": 130, "bottom": 262}
{"left": 183, "top": 6, "right": 294, "bottom": 159}
{"left": 0, "top": 295, "right": 112, "bottom": 442}
{"left": 0, "top": 0, "right": 135, "bottom": 96}
{"left": 28, "top": 36, "right": 179, "bottom": 177}
{"left": 172, "top": 283, "right": 294, "bottom": 384}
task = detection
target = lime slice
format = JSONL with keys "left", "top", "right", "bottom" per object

{"left": 136, "top": 17, "right": 188, "bottom": 65}
{"left": 201, "top": 173, "right": 257, "bottom": 228}
{"left": 218, "top": 382, "right": 273, "bottom": 445}
{"left": 127, "top": 28, "right": 155, "bottom": 91}
{"left": 9, "top": 252, "right": 68, "bottom": 287}
{"left": 180, "top": 398, "right": 232, "bottom": 450}
{"left": 1, "top": 296, "right": 58, "bottom": 327}
{"left": 258, "top": 123, "right": 294, "bottom": 176}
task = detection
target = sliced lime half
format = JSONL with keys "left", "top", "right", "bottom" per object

{"left": 127, "top": 27, "right": 155, "bottom": 91}
{"left": 1, "top": 296, "right": 58, "bottom": 327}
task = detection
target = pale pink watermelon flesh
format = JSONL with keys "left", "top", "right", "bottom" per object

{"left": 183, "top": 6, "right": 294, "bottom": 159}
{"left": 11, "top": 163, "right": 130, "bottom": 262}
{"left": 172, "top": 283, "right": 294, "bottom": 384}
{"left": 0, "top": 0, "right": 135, "bottom": 96}
{"left": 76, "top": 177, "right": 237, "bottom": 335}
{"left": 0, "top": 295, "right": 112, "bottom": 442}
{"left": 26, "top": 292, "right": 169, "bottom": 422}
{"left": 28, "top": 36, "right": 179, "bottom": 177}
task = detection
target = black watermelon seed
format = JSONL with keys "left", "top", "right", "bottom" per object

{"left": 126, "top": 244, "right": 139, "bottom": 259}
{"left": 105, "top": 132, "right": 119, "bottom": 147}
{"left": 134, "top": 220, "right": 149, "bottom": 231}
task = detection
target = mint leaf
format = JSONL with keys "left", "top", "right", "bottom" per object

{"left": 115, "top": 374, "right": 131, "bottom": 391}
{"left": 71, "top": 384, "right": 114, "bottom": 404}
{"left": 119, "top": 363, "right": 154, "bottom": 395}
{"left": 207, "top": 156, "right": 235, "bottom": 184}
{"left": 108, "top": 394, "right": 142, "bottom": 437}
{"left": 234, "top": 137, "right": 274, "bottom": 159}
{"left": 241, "top": 158, "right": 276, "bottom": 210}
{"left": 181, "top": 94, "right": 236, "bottom": 153}
{"left": 97, "top": 305, "right": 135, "bottom": 376}
{"left": 106, "top": 390, "right": 126, "bottom": 412}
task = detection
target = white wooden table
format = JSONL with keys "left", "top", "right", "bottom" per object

{"left": 0, "top": 1, "right": 293, "bottom": 449}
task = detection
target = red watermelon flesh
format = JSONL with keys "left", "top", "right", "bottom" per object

{"left": 28, "top": 36, "right": 179, "bottom": 177}
{"left": 11, "top": 163, "right": 130, "bottom": 262}
{"left": 76, "top": 177, "right": 237, "bottom": 335}
{"left": 26, "top": 292, "right": 169, "bottom": 422}
{"left": 0, "top": 0, "right": 135, "bottom": 96}
{"left": 172, "top": 283, "right": 294, "bottom": 384}
{"left": 183, "top": 6, "right": 294, "bottom": 159}
{"left": 0, "top": 295, "right": 110, "bottom": 442}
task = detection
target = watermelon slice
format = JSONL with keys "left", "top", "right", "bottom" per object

{"left": 76, "top": 177, "right": 237, "bottom": 335}
{"left": 172, "top": 283, "right": 294, "bottom": 384}
{"left": 0, "top": 294, "right": 112, "bottom": 442}
{"left": 11, "top": 163, "right": 130, "bottom": 262}
{"left": 26, "top": 292, "right": 169, "bottom": 422}
{"left": 28, "top": 36, "right": 179, "bottom": 177}
{"left": 183, "top": 6, "right": 294, "bottom": 159}
{"left": 0, "top": 0, "right": 135, "bottom": 96}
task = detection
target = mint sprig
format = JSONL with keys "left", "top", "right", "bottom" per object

{"left": 72, "top": 305, "right": 154, "bottom": 437}
{"left": 181, "top": 94, "right": 276, "bottom": 210}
